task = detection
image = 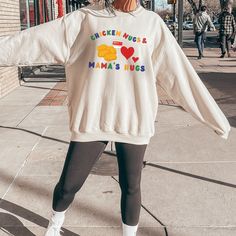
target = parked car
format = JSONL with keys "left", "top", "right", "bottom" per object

{"left": 206, "top": 20, "right": 220, "bottom": 31}
{"left": 183, "top": 21, "right": 194, "bottom": 30}
{"left": 165, "top": 20, "right": 178, "bottom": 30}
{"left": 213, "top": 20, "right": 220, "bottom": 30}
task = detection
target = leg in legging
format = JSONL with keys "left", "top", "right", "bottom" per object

{"left": 52, "top": 140, "right": 109, "bottom": 211}
{"left": 115, "top": 142, "right": 147, "bottom": 226}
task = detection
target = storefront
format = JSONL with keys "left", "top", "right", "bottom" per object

{"left": 66, "top": 0, "right": 78, "bottom": 12}
{"left": 19, "top": 0, "right": 67, "bottom": 30}
{"left": 20, "top": 0, "right": 59, "bottom": 29}
{"left": 0, "top": 0, "right": 89, "bottom": 99}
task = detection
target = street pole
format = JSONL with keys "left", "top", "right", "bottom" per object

{"left": 34, "top": 0, "right": 40, "bottom": 26}
{"left": 178, "top": 0, "right": 184, "bottom": 47}
{"left": 65, "top": 0, "right": 70, "bottom": 13}
{"left": 42, "top": 0, "right": 46, "bottom": 23}
{"left": 26, "top": 0, "right": 30, "bottom": 28}
{"left": 50, "top": 0, "right": 54, "bottom": 20}
{"left": 173, "top": 2, "right": 176, "bottom": 37}
{"left": 152, "top": 0, "right": 155, "bottom": 12}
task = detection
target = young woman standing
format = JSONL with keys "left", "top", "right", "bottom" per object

{"left": 0, "top": 0, "right": 230, "bottom": 235}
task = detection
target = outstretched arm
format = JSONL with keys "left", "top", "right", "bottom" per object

{"left": 152, "top": 15, "right": 231, "bottom": 139}
{"left": 193, "top": 16, "right": 197, "bottom": 33}
{"left": 0, "top": 15, "right": 69, "bottom": 67}
{"left": 207, "top": 15, "right": 216, "bottom": 31}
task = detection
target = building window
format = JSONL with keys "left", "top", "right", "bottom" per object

{"left": 20, "top": 0, "right": 55, "bottom": 30}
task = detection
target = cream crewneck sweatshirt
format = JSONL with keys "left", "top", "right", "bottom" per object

{"left": 0, "top": 4, "right": 231, "bottom": 144}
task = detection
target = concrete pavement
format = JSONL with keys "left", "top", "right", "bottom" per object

{"left": 0, "top": 42, "right": 235, "bottom": 236}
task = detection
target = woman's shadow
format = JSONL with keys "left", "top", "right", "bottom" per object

{"left": 0, "top": 198, "right": 79, "bottom": 236}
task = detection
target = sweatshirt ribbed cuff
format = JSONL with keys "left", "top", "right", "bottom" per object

{"left": 215, "top": 130, "right": 230, "bottom": 140}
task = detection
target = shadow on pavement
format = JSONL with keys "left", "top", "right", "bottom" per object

{"left": 198, "top": 72, "right": 236, "bottom": 128}
{"left": 145, "top": 163, "right": 236, "bottom": 189}
{"left": 0, "top": 127, "right": 164, "bottom": 236}
{"left": 0, "top": 125, "right": 69, "bottom": 145}
{"left": 0, "top": 199, "right": 79, "bottom": 236}
{"left": 227, "top": 116, "right": 236, "bottom": 127}
{"left": 21, "top": 76, "right": 65, "bottom": 83}
{"left": 20, "top": 84, "right": 66, "bottom": 92}
{"left": 187, "top": 55, "right": 220, "bottom": 58}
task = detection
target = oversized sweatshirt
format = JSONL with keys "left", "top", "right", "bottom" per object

{"left": 0, "top": 3, "right": 231, "bottom": 144}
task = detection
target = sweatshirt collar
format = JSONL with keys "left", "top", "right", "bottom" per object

{"left": 82, "top": 3, "right": 145, "bottom": 17}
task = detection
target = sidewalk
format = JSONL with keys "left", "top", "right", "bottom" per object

{"left": 0, "top": 44, "right": 235, "bottom": 236}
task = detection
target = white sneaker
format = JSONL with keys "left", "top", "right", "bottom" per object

{"left": 44, "top": 210, "right": 66, "bottom": 236}
{"left": 122, "top": 221, "right": 139, "bottom": 236}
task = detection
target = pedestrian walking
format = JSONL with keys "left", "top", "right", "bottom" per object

{"left": 193, "top": 5, "right": 216, "bottom": 59}
{"left": 0, "top": 0, "right": 231, "bottom": 235}
{"left": 218, "top": 6, "right": 236, "bottom": 58}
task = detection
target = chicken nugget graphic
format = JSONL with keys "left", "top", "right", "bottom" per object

{"left": 97, "top": 44, "right": 117, "bottom": 62}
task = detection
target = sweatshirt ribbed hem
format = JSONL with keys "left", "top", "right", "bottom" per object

{"left": 70, "top": 131, "right": 151, "bottom": 145}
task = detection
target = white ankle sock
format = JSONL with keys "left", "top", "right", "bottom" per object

{"left": 122, "top": 221, "right": 139, "bottom": 236}
{"left": 51, "top": 209, "right": 67, "bottom": 223}
{"left": 45, "top": 209, "right": 67, "bottom": 236}
{"left": 52, "top": 209, "right": 67, "bottom": 216}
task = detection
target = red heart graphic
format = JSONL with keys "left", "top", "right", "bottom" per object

{"left": 121, "top": 46, "right": 134, "bottom": 59}
{"left": 132, "top": 57, "right": 139, "bottom": 63}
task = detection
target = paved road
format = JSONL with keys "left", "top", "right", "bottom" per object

{"left": 183, "top": 30, "right": 218, "bottom": 39}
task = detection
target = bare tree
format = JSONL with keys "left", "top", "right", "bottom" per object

{"left": 186, "top": 0, "right": 198, "bottom": 14}
{"left": 156, "top": 8, "right": 172, "bottom": 20}
{"left": 219, "top": 0, "right": 234, "bottom": 10}
{"left": 181, "top": 0, "right": 220, "bottom": 20}
{"left": 198, "top": 0, "right": 203, "bottom": 10}
{"left": 187, "top": 0, "right": 233, "bottom": 15}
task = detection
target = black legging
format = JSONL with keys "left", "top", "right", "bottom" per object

{"left": 52, "top": 140, "right": 147, "bottom": 226}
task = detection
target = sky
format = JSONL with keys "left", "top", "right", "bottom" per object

{"left": 155, "top": 0, "right": 172, "bottom": 10}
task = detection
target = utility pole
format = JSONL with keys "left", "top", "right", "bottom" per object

{"left": 42, "top": 0, "right": 46, "bottom": 23}
{"left": 26, "top": 0, "right": 30, "bottom": 28}
{"left": 66, "top": 0, "right": 70, "bottom": 13}
{"left": 34, "top": 0, "right": 40, "bottom": 26}
{"left": 178, "top": 0, "right": 184, "bottom": 47}
{"left": 173, "top": 2, "right": 176, "bottom": 37}
{"left": 167, "top": 0, "right": 177, "bottom": 37}
{"left": 152, "top": 0, "right": 155, "bottom": 12}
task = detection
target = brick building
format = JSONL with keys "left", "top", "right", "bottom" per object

{"left": 0, "top": 0, "right": 92, "bottom": 99}
{"left": 0, "top": 1, "right": 21, "bottom": 98}
{"left": 0, "top": 0, "right": 68, "bottom": 99}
